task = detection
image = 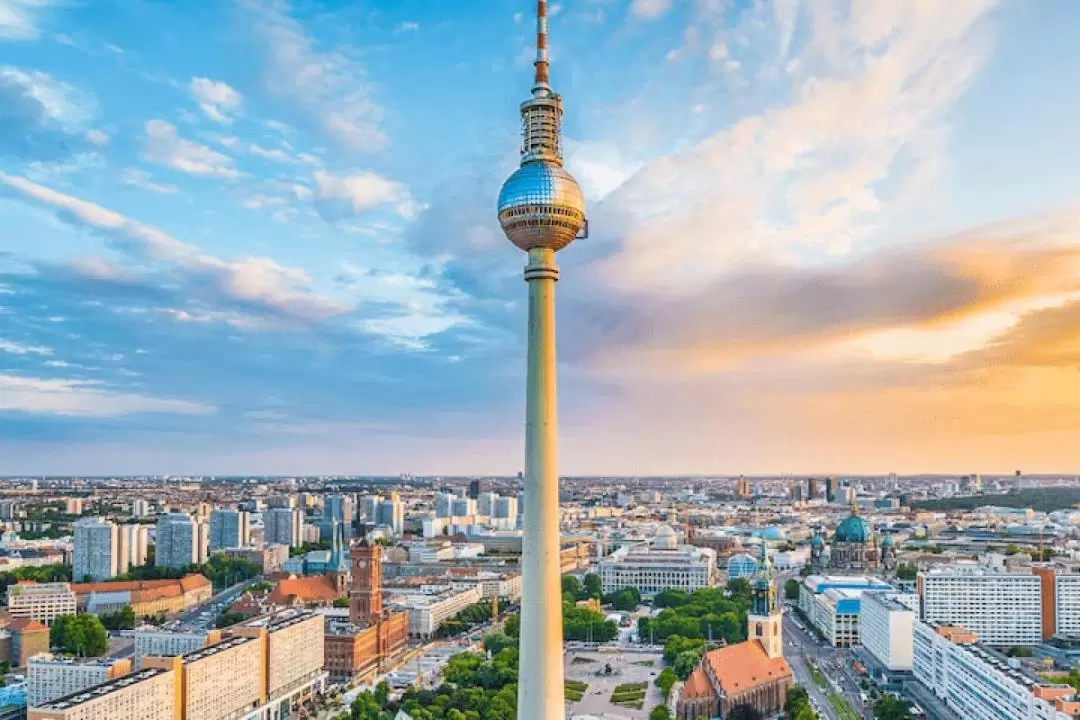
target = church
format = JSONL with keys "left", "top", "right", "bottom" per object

{"left": 810, "top": 502, "right": 893, "bottom": 573}
{"left": 676, "top": 545, "right": 794, "bottom": 719}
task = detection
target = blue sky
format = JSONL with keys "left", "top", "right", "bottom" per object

{"left": 3, "top": 0, "right": 1080, "bottom": 475}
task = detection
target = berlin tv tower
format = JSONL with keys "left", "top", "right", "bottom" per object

{"left": 497, "top": 1, "right": 587, "bottom": 718}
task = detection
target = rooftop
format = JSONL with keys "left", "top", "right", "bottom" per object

{"left": 34, "top": 668, "right": 168, "bottom": 711}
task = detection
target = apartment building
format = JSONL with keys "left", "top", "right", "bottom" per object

{"left": 913, "top": 622, "right": 1080, "bottom": 720}
{"left": 132, "top": 628, "right": 219, "bottom": 666}
{"left": 264, "top": 508, "right": 303, "bottom": 547}
{"left": 72, "top": 518, "right": 117, "bottom": 582}
{"left": 234, "top": 612, "right": 324, "bottom": 701}
{"left": 919, "top": 566, "right": 1042, "bottom": 646}
{"left": 208, "top": 510, "right": 249, "bottom": 551}
{"left": 798, "top": 575, "right": 894, "bottom": 647}
{"left": 28, "top": 667, "right": 176, "bottom": 720}
{"left": 156, "top": 513, "right": 197, "bottom": 569}
{"left": 27, "top": 656, "right": 131, "bottom": 707}
{"left": 116, "top": 524, "right": 149, "bottom": 575}
{"left": 5, "top": 582, "right": 77, "bottom": 626}
{"left": 858, "top": 592, "right": 918, "bottom": 673}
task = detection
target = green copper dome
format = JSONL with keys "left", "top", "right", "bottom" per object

{"left": 833, "top": 514, "right": 872, "bottom": 544}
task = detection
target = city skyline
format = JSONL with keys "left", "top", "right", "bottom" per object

{"left": 4, "top": 1, "right": 1080, "bottom": 474}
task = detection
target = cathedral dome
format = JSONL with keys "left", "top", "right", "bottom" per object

{"left": 833, "top": 514, "right": 872, "bottom": 544}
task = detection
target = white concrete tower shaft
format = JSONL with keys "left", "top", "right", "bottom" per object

{"left": 519, "top": 246, "right": 564, "bottom": 720}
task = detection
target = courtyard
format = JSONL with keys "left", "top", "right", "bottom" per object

{"left": 564, "top": 648, "right": 666, "bottom": 720}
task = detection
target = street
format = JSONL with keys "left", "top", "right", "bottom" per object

{"left": 782, "top": 608, "right": 868, "bottom": 720}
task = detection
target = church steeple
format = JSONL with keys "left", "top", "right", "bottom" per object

{"left": 748, "top": 543, "right": 783, "bottom": 659}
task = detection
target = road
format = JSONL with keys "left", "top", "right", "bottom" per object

{"left": 178, "top": 576, "right": 264, "bottom": 628}
{"left": 782, "top": 608, "right": 868, "bottom": 720}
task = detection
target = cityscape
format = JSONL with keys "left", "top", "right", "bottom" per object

{"left": 3, "top": 1, "right": 1080, "bottom": 720}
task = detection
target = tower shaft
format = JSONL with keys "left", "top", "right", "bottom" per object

{"left": 519, "top": 246, "right": 565, "bottom": 720}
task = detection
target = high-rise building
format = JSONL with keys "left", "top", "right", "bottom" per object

{"left": 452, "top": 497, "right": 476, "bottom": 517}
{"left": 64, "top": 498, "right": 83, "bottom": 516}
{"left": 359, "top": 495, "right": 381, "bottom": 522}
{"left": 468, "top": 479, "right": 488, "bottom": 500}
{"left": 376, "top": 496, "right": 403, "bottom": 535}
{"left": 264, "top": 507, "right": 303, "bottom": 547}
{"left": 807, "top": 477, "right": 819, "bottom": 500}
{"left": 208, "top": 510, "right": 249, "bottom": 551}
{"left": 918, "top": 567, "right": 1042, "bottom": 646}
{"left": 116, "top": 524, "right": 149, "bottom": 575}
{"left": 325, "top": 495, "right": 355, "bottom": 538}
{"left": 826, "top": 476, "right": 841, "bottom": 503}
{"left": 349, "top": 539, "right": 383, "bottom": 626}
{"left": 267, "top": 495, "right": 296, "bottom": 509}
{"left": 131, "top": 499, "right": 150, "bottom": 518}
{"left": 493, "top": 496, "right": 518, "bottom": 519}
{"left": 1032, "top": 564, "right": 1080, "bottom": 640}
{"left": 155, "top": 513, "right": 197, "bottom": 569}
{"left": 434, "top": 493, "right": 456, "bottom": 518}
{"left": 5, "top": 582, "right": 77, "bottom": 626}
{"left": 736, "top": 476, "right": 751, "bottom": 498}
{"left": 477, "top": 492, "right": 498, "bottom": 516}
{"left": 73, "top": 517, "right": 118, "bottom": 582}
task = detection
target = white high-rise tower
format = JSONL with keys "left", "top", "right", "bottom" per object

{"left": 497, "top": 2, "right": 588, "bottom": 718}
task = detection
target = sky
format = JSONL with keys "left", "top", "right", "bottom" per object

{"left": 2, "top": 0, "right": 1080, "bottom": 476}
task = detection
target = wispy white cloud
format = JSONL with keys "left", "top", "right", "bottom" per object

{"left": 0, "top": 0, "right": 52, "bottom": 41}
{"left": 140, "top": 119, "right": 240, "bottom": 178}
{"left": 121, "top": 167, "right": 180, "bottom": 194}
{"left": 85, "top": 129, "right": 108, "bottom": 146}
{"left": 241, "top": 0, "right": 386, "bottom": 152}
{"left": 0, "top": 338, "right": 52, "bottom": 355}
{"left": 312, "top": 169, "right": 417, "bottom": 220}
{"left": 188, "top": 77, "right": 242, "bottom": 124}
{"left": 394, "top": 21, "right": 419, "bottom": 34}
{"left": 0, "top": 172, "right": 347, "bottom": 322}
{"left": 0, "top": 373, "right": 214, "bottom": 417}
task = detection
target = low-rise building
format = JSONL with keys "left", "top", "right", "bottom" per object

{"left": 388, "top": 586, "right": 482, "bottom": 638}
{"left": 798, "top": 575, "right": 893, "bottom": 647}
{"left": 598, "top": 527, "right": 716, "bottom": 596}
{"left": 323, "top": 613, "right": 409, "bottom": 682}
{"left": 72, "top": 575, "right": 212, "bottom": 617}
{"left": 6, "top": 582, "right": 77, "bottom": 626}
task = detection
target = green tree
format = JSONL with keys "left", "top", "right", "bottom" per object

{"left": 673, "top": 649, "right": 701, "bottom": 680}
{"left": 604, "top": 587, "right": 641, "bottom": 611}
{"left": 895, "top": 563, "right": 918, "bottom": 581}
{"left": 1004, "top": 544, "right": 1021, "bottom": 556}
{"left": 784, "top": 579, "right": 800, "bottom": 600}
{"left": 373, "top": 681, "right": 390, "bottom": 708}
{"left": 654, "top": 589, "right": 690, "bottom": 608}
{"left": 649, "top": 705, "right": 672, "bottom": 720}
{"left": 726, "top": 577, "right": 752, "bottom": 603}
{"left": 483, "top": 632, "right": 516, "bottom": 655}
{"left": 874, "top": 695, "right": 912, "bottom": 720}
{"left": 582, "top": 573, "right": 603, "bottom": 600}
{"left": 49, "top": 614, "right": 107, "bottom": 657}
{"left": 562, "top": 576, "right": 583, "bottom": 598}
{"left": 503, "top": 613, "right": 520, "bottom": 638}
{"left": 655, "top": 667, "right": 677, "bottom": 701}
{"left": 785, "top": 687, "right": 817, "bottom": 720}
{"left": 99, "top": 606, "right": 137, "bottom": 631}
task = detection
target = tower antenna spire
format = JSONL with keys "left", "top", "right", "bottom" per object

{"left": 534, "top": 1, "right": 550, "bottom": 93}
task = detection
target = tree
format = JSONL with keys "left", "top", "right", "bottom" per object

{"left": 673, "top": 650, "right": 700, "bottom": 680}
{"left": 726, "top": 578, "right": 752, "bottom": 603}
{"left": 503, "top": 613, "right": 520, "bottom": 638}
{"left": 99, "top": 606, "right": 137, "bottom": 631}
{"left": 873, "top": 695, "right": 912, "bottom": 720}
{"left": 785, "top": 687, "right": 817, "bottom": 720}
{"left": 655, "top": 667, "right": 677, "bottom": 701}
{"left": 562, "top": 576, "right": 583, "bottom": 598}
{"left": 649, "top": 705, "right": 671, "bottom": 720}
{"left": 727, "top": 704, "right": 763, "bottom": 720}
{"left": 1004, "top": 544, "right": 1021, "bottom": 556}
{"left": 784, "top": 579, "right": 800, "bottom": 600}
{"left": 582, "top": 573, "right": 603, "bottom": 600}
{"left": 373, "top": 681, "right": 390, "bottom": 708}
{"left": 604, "top": 587, "right": 641, "bottom": 611}
{"left": 50, "top": 614, "right": 108, "bottom": 657}
{"left": 483, "top": 632, "right": 516, "bottom": 655}
{"left": 895, "top": 563, "right": 918, "bottom": 581}
{"left": 654, "top": 589, "right": 690, "bottom": 608}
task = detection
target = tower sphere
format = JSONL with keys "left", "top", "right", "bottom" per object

{"left": 498, "top": 159, "right": 586, "bottom": 252}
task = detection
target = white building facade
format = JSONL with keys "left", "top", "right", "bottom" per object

{"left": 859, "top": 592, "right": 918, "bottom": 672}
{"left": 6, "top": 582, "right": 77, "bottom": 625}
{"left": 919, "top": 567, "right": 1042, "bottom": 646}
{"left": 598, "top": 530, "right": 716, "bottom": 596}
{"left": 72, "top": 517, "right": 118, "bottom": 582}
{"left": 155, "top": 513, "right": 197, "bottom": 569}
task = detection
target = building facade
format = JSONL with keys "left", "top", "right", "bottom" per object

{"left": 116, "top": 524, "right": 149, "bottom": 575}
{"left": 72, "top": 518, "right": 117, "bottom": 582}
{"left": 27, "top": 656, "right": 131, "bottom": 707}
{"left": 598, "top": 527, "right": 716, "bottom": 596}
{"left": 28, "top": 667, "right": 176, "bottom": 720}
{"left": 858, "top": 592, "right": 918, "bottom": 673}
{"left": 798, "top": 575, "right": 893, "bottom": 647}
{"left": 155, "top": 513, "right": 197, "bottom": 569}
{"left": 208, "top": 510, "right": 249, "bottom": 552}
{"left": 6, "top": 582, "right": 77, "bottom": 626}
{"left": 264, "top": 508, "right": 303, "bottom": 548}
{"left": 913, "top": 622, "right": 1080, "bottom": 720}
{"left": 918, "top": 567, "right": 1042, "bottom": 646}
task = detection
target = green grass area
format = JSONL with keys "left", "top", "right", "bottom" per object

{"left": 571, "top": 656, "right": 597, "bottom": 665}
{"left": 565, "top": 680, "right": 589, "bottom": 702}
{"left": 613, "top": 682, "right": 648, "bottom": 693}
{"left": 632, "top": 659, "right": 655, "bottom": 667}
{"left": 805, "top": 660, "right": 828, "bottom": 690}
{"left": 828, "top": 693, "right": 860, "bottom": 720}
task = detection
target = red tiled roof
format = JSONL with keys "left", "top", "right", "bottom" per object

{"left": 703, "top": 640, "right": 792, "bottom": 696}
{"left": 8, "top": 617, "right": 48, "bottom": 633}
{"left": 682, "top": 667, "right": 713, "bottom": 699}
{"left": 267, "top": 575, "right": 341, "bottom": 605}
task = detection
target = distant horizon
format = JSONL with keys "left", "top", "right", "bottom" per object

{"left": 2, "top": 472, "right": 1076, "bottom": 481}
